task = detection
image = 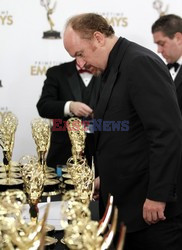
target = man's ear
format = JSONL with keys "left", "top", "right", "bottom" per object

{"left": 93, "top": 31, "right": 105, "bottom": 46}
{"left": 175, "top": 32, "right": 182, "bottom": 44}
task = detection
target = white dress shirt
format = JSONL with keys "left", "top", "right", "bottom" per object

{"left": 169, "top": 56, "right": 182, "bottom": 80}
{"left": 64, "top": 71, "right": 93, "bottom": 116}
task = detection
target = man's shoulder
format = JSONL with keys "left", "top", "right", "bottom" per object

{"left": 120, "top": 39, "right": 163, "bottom": 68}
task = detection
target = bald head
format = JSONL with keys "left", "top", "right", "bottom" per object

{"left": 64, "top": 13, "right": 115, "bottom": 39}
{"left": 63, "top": 13, "right": 118, "bottom": 75}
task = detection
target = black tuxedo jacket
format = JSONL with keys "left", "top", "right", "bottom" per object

{"left": 174, "top": 66, "right": 182, "bottom": 112}
{"left": 94, "top": 38, "right": 182, "bottom": 232}
{"left": 37, "top": 60, "right": 101, "bottom": 167}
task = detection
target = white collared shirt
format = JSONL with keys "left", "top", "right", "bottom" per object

{"left": 169, "top": 56, "right": 182, "bottom": 80}
{"left": 64, "top": 72, "right": 93, "bottom": 116}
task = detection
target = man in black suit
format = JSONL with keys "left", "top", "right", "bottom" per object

{"left": 152, "top": 14, "right": 182, "bottom": 112}
{"left": 37, "top": 60, "right": 101, "bottom": 168}
{"left": 63, "top": 13, "right": 182, "bottom": 249}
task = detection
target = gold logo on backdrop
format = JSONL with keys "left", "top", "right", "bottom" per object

{"left": 30, "top": 61, "right": 61, "bottom": 76}
{"left": 31, "top": 65, "right": 47, "bottom": 76}
{"left": 100, "top": 12, "right": 128, "bottom": 27}
{"left": 40, "top": 0, "right": 61, "bottom": 39}
{"left": 0, "top": 11, "right": 13, "bottom": 25}
{"left": 153, "top": 0, "right": 169, "bottom": 16}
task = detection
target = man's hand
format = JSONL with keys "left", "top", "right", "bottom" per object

{"left": 70, "top": 101, "right": 93, "bottom": 117}
{"left": 143, "top": 198, "right": 166, "bottom": 225}
{"left": 93, "top": 176, "right": 100, "bottom": 200}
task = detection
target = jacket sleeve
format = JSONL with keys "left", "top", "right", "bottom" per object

{"left": 128, "top": 55, "right": 182, "bottom": 202}
{"left": 36, "top": 67, "right": 66, "bottom": 119}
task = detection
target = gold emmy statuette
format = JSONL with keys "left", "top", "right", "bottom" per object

{"left": 22, "top": 162, "right": 59, "bottom": 246}
{"left": 97, "top": 194, "right": 114, "bottom": 236}
{"left": 20, "top": 154, "right": 57, "bottom": 243}
{"left": 100, "top": 207, "right": 118, "bottom": 250}
{"left": 21, "top": 162, "right": 45, "bottom": 223}
{"left": 40, "top": 0, "right": 61, "bottom": 39}
{"left": 116, "top": 223, "right": 127, "bottom": 250}
{"left": 90, "top": 156, "right": 95, "bottom": 200}
{"left": 62, "top": 192, "right": 118, "bottom": 249}
{"left": 31, "top": 117, "right": 61, "bottom": 240}
{"left": 0, "top": 189, "right": 50, "bottom": 250}
{"left": 153, "top": 0, "right": 168, "bottom": 16}
{"left": 67, "top": 117, "right": 86, "bottom": 164}
{"left": 62, "top": 198, "right": 92, "bottom": 248}
{"left": 31, "top": 118, "right": 55, "bottom": 175}
{"left": 60, "top": 189, "right": 91, "bottom": 245}
{"left": 0, "top": 112, "right": 23, "bottom": 191}
{"left": 64, "top": 117, "right": 94, "bottom": 197}
{"left": 61, "top": 117, "right": 104, "bottom": 248}
{"left": 31, "top": 118, "right": 61, "bottom": 197}
{"left": 31, "top": 118, "right": 50, "bottom": 169}
{"left": 64, "top": 155, "right": 94, "bottom": 202}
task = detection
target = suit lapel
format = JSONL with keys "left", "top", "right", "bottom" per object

{"left": 94, "top": 70, "right": 118, "bottom": 146}
{"left": 95, "top": 69, "right": 118, "bottom": 119}
{"left": 68, "top": 72, "right": 82, "bottom": 101}
{"left": 89, "top": 76, "right": 102, "bottom": 109}
{"left": 95, "top": 38, "right": 130, "bottom": 117}
{"left": 94, "top": 38, "right": 130, "bottom": 146}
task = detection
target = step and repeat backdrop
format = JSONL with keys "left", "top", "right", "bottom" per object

{"left": 0, "top": 0, "right": 181, "bottom": 162}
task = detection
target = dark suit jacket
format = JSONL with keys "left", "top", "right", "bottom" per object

{"left": 37, "top": 60, "right": 101, "bottom": 167}
{"left": 94, "top": 38, "right": 182, "bottom": 232}
{"left": 174, "top": 66, "right": 182, "bottom": 112}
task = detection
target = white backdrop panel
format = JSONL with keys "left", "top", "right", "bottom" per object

{"left": 0, "top": 0, "right": 181, "bottom": 161}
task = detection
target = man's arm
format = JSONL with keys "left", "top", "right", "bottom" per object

{"left": 37, "top": 67, "right": 66, "bottom": 118}
{"left": 129, "top": 54, "right": 182, "bottom": 223}
{"left": 37, "top": 67, "right": 93, "bottom": 119}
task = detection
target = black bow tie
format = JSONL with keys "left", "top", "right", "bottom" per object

{"left": 78, "top": 68, "right": 92, "bottom": 74}
{"left": 167, "top": 62, "right": 180, "bottom": 72}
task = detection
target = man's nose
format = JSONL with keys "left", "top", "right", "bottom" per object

{"left": 76, "top": 58, "right": 86, "bottom": 68}
{"left": 157, "top": 45, "right": 163, "bottom": 54}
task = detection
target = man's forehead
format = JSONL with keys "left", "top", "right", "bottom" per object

{"left": 64, "top": 27, "right": 81, "bottom": 45}
{"left": 64, "top": 26, "right": 79, "bottom": 39}
{"left": 64, "top": 28, "right": 78, "bottom": 52}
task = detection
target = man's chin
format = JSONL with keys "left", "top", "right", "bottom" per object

{"left": 91, "top": 68, "right": 103, "bottom": 76}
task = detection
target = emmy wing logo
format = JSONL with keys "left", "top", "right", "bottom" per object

{"left": 40, "top": 0, "right": 61, "bottom": 39}
{"left": 153, "top": 0, "right": 169, "bottom": 16}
